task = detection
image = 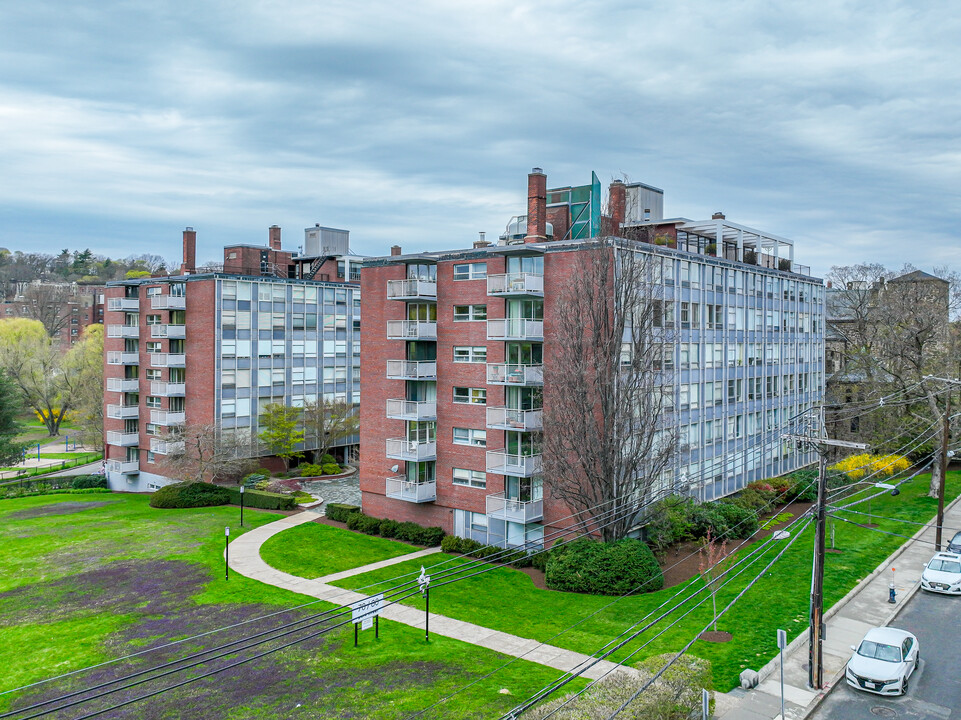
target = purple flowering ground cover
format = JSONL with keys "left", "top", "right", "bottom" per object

{"left": 0, "top": 493, "right": 578, "bottom": 719}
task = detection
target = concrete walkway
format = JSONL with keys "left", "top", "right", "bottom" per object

{"left": 715, "top": 490, "right": 961, "bottom": 720}
{"left": 227, "top": 512, "right": 626, "bottom": 681}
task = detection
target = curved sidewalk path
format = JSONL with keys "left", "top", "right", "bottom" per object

{"left": 228, "top": 512, "right": 623, "bottom": 681}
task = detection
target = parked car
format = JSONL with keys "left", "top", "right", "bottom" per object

{"left": 947, "top": 531, "right": 961, "bottom": 554}
{"left": 845, "top": 627, "right": 919, "bottom": 696}
{"left": 921, "top": 551, "right": 961, "bottom": 594}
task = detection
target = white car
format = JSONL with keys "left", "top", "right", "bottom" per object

{"left": 845, "top": 627, "right": 919, "bottom": 696}
{"left": 921, "top": 551, "right": 961, "bottom": 595}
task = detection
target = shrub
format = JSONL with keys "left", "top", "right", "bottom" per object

{"left": 441, "top": 535, "right": 463, "bottom": 553}
{"left": 224, "top": 486, "right": 296, "bottom": 511}
{"left": 644, "top": 496, "right": 695, "bottom": 552}
{"left": 346, "top": 512, "right": 381, "bottom": 535}
{"left": 319, "top": 453, "right": 337, "bottom": 465}
{"left": 420, "top": 526, "right": 445, "bottom": 547}
{"left": 321, "top": 463, "right": 342, "bottom": 475}
{"left": 531, "top": 547, "right": 550, "bottom": 573}
{"left": 71, "top": 475, "right": 108, "bottom": 490}
{"left": 379, "top": 518, "right": 400, "bottom": 538}
{"left": 395, "top": 521, "right": 425, "bottom": 544}
{"left": 712, "top": 502, "right": 759, "bottom": 539}
{"left": 149, "top": 482, "right": 230, "bottom": 509}
{"left": 297, "top": 463, "right": 324, "bottom": 477}
{"left": 546, "top": 538, "right": 663, "bottom": 595}
{"left": 325, "top": 503, "right": 360, "bottom": 522}
{"left": 242, "top": 472, "right": 269, "bottom": 487}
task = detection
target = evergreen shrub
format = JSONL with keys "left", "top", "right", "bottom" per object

{"left": 546, "top": 538, "right": 663, "bottom": 595}
{"left": 149, "top": 482, "right": 230, "bottom": 509}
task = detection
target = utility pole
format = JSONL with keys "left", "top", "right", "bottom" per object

{"left": 936, "top": 395, "right": 951, "bottom": 551}
{"left": 785, "top": 407, "right": 868, "bottom": 691}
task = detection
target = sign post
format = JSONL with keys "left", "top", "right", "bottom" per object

{"left": 777, "top": 628, "right": 787, "bottom": 720}
{"left": 240, "top": 485, "right": 245, "bottom": 527}
{"left": 417, "top": 566, "right": 431, "bottom": 642}
{"left": 351, "top": 593, "right": 384, "bottom": 646}
{"left": 701, "top": 688, "right": 710, "bottom": 720}
{"left": 224, "top": 526, "right": 230, "bottom": 580}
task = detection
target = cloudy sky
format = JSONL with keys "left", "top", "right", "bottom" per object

{"left": 1, "top": 0, "right": 958, "bottom": 277}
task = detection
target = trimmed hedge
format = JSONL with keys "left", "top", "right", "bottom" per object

{"left": 325, "top": 503, "right": 361, "bottom": 522}
{"left": 71, "top": 475, "right": 109, "bottom": 490}
{"left": 149, "top": 482, "right": 230, "bottom": 509}
{"left": 0, "top": 487, "right": 112, "bottom": 501}
{"left": 341, "top": 511, "right": 444, "bottom": 546}
{"left": 224, "top": 487, "right": 296, "bottom": 511}
{"left": 546, "top": 538, "right": 663, "bottom": 595}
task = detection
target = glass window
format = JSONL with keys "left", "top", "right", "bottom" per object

{"left": 453, "top": 387, "right": 487, "bottom": 404}
{"left": 453, "top": 427, "right": 487, "bottom": 447}
{"left": 453, "top": 346, "right": 487, "bottom": 363}
{"left": 453, "top": 304, "right": 487, "bottom": 321}
{"left": 453, "top": 263, "right": 487, "bottom": 280}
{"left": 452, "top": 468, "right": 487, "bottom": 488}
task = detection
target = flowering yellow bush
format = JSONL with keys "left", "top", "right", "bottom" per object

{"left": 831, "top": 453, "right": 910, "bottom": 480}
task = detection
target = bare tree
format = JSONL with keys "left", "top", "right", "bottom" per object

{"left": 21, "top": 282, "right": 75, "bottom": 338}
{"left": 161, "top": 423, "right": 257, "bottom": 483}
{"left": 302, "top": 398, "right": 359, "bottom": 462}
{"left": 542, "top": 241, "right": 677, "bottom": 543}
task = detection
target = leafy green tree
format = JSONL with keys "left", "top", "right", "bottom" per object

{"left": 258, "top": 403, "right": 304, "bottom": 471}
{"left": 0, "top": 368, "right": 27, "bottom": 466}
{"left": 65, "top": 324, "right": 104, "bottom": 450}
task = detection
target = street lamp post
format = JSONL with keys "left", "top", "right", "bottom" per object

{"left": 240, "top": 485, "right": 245, "bottom": 528}
{"left": 225, "top": 526, "right": 230, "bottom": 580}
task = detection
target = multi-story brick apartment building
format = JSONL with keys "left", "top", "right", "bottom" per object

{"left": 103, "top": 225, "right": 362, "bottom": 492}
{"left": 1, "top": 281, "right": 104, "bottom": 348}
{"left": 360, "top": 168, "right": 824, "bottom": 548}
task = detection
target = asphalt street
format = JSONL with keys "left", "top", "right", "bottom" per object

{"left": 811, "top": 587, "right": 961, "bottom": 719}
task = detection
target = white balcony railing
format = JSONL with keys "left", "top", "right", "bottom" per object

{"left": 386, "top": 360, "right": 437, "bottom": 380}
{"left": 487, "top": 319, "right": 543, "bottom": 341}
{"left": 486, "top": 492, "right": 544, "bottom": 523}
{"left": 486, "top": 407, "right": 543, "bottom": 431}
{"left": 487, "top": 363, "right": 544, "bottom": 386}
{"left": 107, "top": 297, "right": 139, "bottom": 312}
{"left": 150, "top": 438, "right": 185, "bottom": 455}
{"left": 106, "top": 459, "right": 139, "bottom": 474}
{"left": 150, "top": 353, "right": 186, "bottom": 368}
{"left": 386, "top": 399, "right": 437, "bottom": 421}
{"left": 106, "top": 404, "right": 140, "bottom": 420}
{"left": 150, "top": 295, "right": 186, "bottom": 310}
{"left": 386, "top": 320, "right": 437, "bottom": 340}
{"left": 385, "top": 437, "right": 437, "bottom": 462}
{"left": 150, "top": 381, "right": 186, "bottom": 397}
{"left": 150, "top": 410, "right": 186, "bottom": 426}
{"left": 149, "top": 324, "right": 186, "bottom": 339}
{"left": 486, "top": 450, "right": 543, "bottom": 477}
{"left": 105, "top": 431, "right": 139, "bottom": 447}
{"left": 106, "top": 378, "right": 140, "bottom": 392}
{"left": 487, "top": 273, "right": 544, "bottom": 297}
{"left": 107, "top": 325, "right": 140, "bottom": 338}
{"left": 107, "top": 352, "right": 140, "bottom": 365}
{"left": 387, "top": 279, "right": 437, "bottom": 301}
{"left": 385, "top": 476, "right": 437, "bottom": 503}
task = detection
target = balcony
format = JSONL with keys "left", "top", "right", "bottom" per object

{"left": 106, "top": 378, "right": 140, "bottom": 392}
{"left": 105, "top": 431, "right": 139, "bottom": 447}
{"left": 387, "top": 279, "right": 437, "bottom": 301}
{"left": 487, "top": 273, "right": 544, "bottom": 298}
{"left": 386, "top": 399, "right": 437, "bottom": 421}
{"left": 486, "top": 450, "right": 543, "bottom": 477}
{"left": 150, "top": 438, "right": 185, "bottom": 455}
{"left": 107, "top": 352, "right": 140, "bottom": 365}
{"left": 385, "top": 476, "right": 437, "bottom": 503}
{"left": 486, "top": 492, "right": 544, "bottom": 523}
{"left": 106, "top": 459, "right": 139, "bottom": 474}
{"left": 150, "top": 295, "right": 186, "bottom": 310}
{"left": 150, "top": 410, "right": 186, "bottom": 426}
{"left": 487, "top": 319, "right": 543, "bottom": 342}
{"left": 487, "top": 363, "right": 544, "bottom": 386}
{"left": 107, "top": 297, "right": 139, "bottom": 312}
{"left": 106, "top": 404, "right": 140, "bottom": 420}
{"left": 150, "top": 381, "right": 186, "bottom": 397}
{"left": 386, "top": 360, "right": 437, "bottom": 380}
{"left": 386, "top": 320, "right": 437, "bottom": 340}
{"left": 107, "top": 325, "right": 140, "bottom": 338}
{"left": 386, "top": 437, "right": 437, "bottom": 462}
{"left": 150, "top": 324, "right": 186, "bottom": 339}
{"left": 486, "top": 407, "right": 543, "bottom": 431}
{"left": 150, "top": 353, "right": 186, "bottom": 368}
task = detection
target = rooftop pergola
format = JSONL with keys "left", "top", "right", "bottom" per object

{"left": 677, "top": 218, "right": 794, "bottom": 263}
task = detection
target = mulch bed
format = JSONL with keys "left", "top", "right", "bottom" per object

{"left": 698, "top": 630, "right": 733, "bottom": 643}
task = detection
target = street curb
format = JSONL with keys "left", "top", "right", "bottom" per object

{"left": 794, "top": 490, "right": 961, "bottom": 718}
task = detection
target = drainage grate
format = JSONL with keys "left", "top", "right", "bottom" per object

{"left": 870, "top": 708, "right": 897, "bottom": 718}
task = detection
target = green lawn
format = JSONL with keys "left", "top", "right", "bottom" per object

{"left": 330, "top": 471, "right": 961, "bottom": 692}
{"left": 36, "top": 451, "right": 101, "bottom": 461}
{"left": 0, "top": 494, "right": 576, "bottom": 719}
{"left": 260, "top": 521, "right": 420, "bottom": 578}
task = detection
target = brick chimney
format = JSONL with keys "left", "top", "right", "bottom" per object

{"left": 269, "top": 225, "right": 282, "bottom": 251}
{"left": 525, "top": 167, "right": 547, "bottom": 243}
{"left": 181, "top": 227, "right": 196, "bottom": 274}
{"left": 609, "top": 180, "right": 626, "bottom": 232}
{"left": 390, "top": 245, "right": 402, "bottom": 256}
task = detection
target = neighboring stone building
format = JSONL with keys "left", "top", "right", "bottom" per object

{"left": 359, "top": 168, "right": 823, "bottom": 548}
{"left": 1, "top": 280, "right": 105, "bottom": 348}
{"left": 103, "top": 226, "right": 363, "bottom": 492}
